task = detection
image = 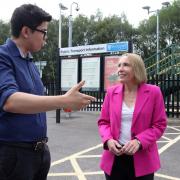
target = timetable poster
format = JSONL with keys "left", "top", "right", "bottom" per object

{"left": 104, "top": 56, "right": 121, "bottom": 90}
{"left": 61, "top": 58, "right": 78, "bottom": 90}
{"left": 81, "top": 57, "right": 100, "bottom": 91}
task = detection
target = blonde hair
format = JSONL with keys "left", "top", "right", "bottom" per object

{"left": 121, "top": 53, "right": 147, "bottom": 84}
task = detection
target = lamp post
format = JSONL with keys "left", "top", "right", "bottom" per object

{"left": 59, "top": 3, "right": 68, "bottom": 49}
{"left": 142, "top": 2, "right": 170, "bottom": 74}
{"left": 68, "top": 2, "right": 79, "bottom": 47}
{"left": 57, "top": 3, "right": 67, "bottom": 124}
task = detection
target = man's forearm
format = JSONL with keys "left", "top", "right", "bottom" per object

{"left": 3, "top": 92, "right": 66, "bottom": 114}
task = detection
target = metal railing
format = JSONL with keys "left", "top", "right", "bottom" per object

{"left": 44, "top": 75, "right": 179, "bottom": 118}
{"left": 144, "top": 44, "right": 180, "bottom": 75}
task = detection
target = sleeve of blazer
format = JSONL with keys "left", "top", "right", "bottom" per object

{"left": 135, "top": 86, "right": 167, "bottom": 150}
{"left": 97, "top": 89, "right": 113, "bottom": 145}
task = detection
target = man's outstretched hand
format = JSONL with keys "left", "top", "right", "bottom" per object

{"left": 63, "top": 80, "right": 96, "bottom": 110}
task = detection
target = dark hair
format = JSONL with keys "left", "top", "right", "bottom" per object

{"left": 10, "top": 4, "right": 52, "bottom": 37}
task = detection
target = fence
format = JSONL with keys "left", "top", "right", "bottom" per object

{"left": 147, "top": 74, "right": 179, "bottom": 118}
{"left": 44, "top": 74, "right": 179, "bottom": 118}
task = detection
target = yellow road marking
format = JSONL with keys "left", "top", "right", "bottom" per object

{"left": 159, "top": 135, "right": 180, "bottom": 154}
{"left": 77, "top": 155, "right": 101, "bottom": 158}
{"left": 49, "top": 126, "right": 180, "bottom": 179}
{"left": 51, "top": 144, "right": 102, "bottom": 166}
{"left": 167, "top": 126, "right": 180, "bottom": 132}
{"left": 71, "top": 158, "right": 86, "bottom": 180}
{"left": 161, "top": 135, "right": 172, "bottom": 141}
{"left": 156, "top": 173, "right": 180, "bottom": 180}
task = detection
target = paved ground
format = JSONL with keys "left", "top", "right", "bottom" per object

{"left": 46, "top": 110, "right": 180, "bottom": 180}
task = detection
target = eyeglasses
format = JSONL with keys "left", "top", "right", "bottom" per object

{"left": 33, "top": 28, "right": 47, "bottom": 39}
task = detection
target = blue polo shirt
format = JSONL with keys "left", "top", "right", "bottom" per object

{"left": 0, "top": 39, "right": 47, "bottom": 142}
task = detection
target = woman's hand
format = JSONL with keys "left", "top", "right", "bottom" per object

{"left": 121, "top": 139, "right": 141, "bottom": 155}
{"left": 107, "top": 139, "right": 123, "bottom": 156}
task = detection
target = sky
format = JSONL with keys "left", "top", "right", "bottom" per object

{"left": 0, "top": 0, "right": 173, "bottom": 27}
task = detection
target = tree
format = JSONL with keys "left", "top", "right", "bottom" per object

{"left": 0, "top": 1, "right": 179, "bottom": 81}
{"left": 33, "top": 19, "right": 59, "bottom": 83}
{"left": 73, "top": 11, "right": 133, "bottom": 45}
{"left": 133, "top": 18, "right": 157, "bottom": 58}
{"left": 0, "top": 21, "right": 10, "bottom": 44}
{"left": 72, "top": 15, "right": 89, "bottom": 46}
{"left": 133, "top": 0, "right": 180, "bottom": 58}
{"left": 160, "top": 0, "right": 180, "bottom": 46}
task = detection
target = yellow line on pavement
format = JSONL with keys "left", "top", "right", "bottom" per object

{"left": 165, "top": 133, "right": 180, "bottom": 134}
{"left": 167, "top": 126, "right": 180, "bottom": 132}
{"left": 158, "top": 141, "right": 169, "bottom": 143}
{"left": 71, "top": 158, "right": 86, "bottom": 180}
{"left": 161, "top": 135, "right": 172, "bottom": 141}
{"left": 77, "top": 155, "right": 101, "bottom": 158}
{"left": 156, "top": 173, "right": 180, "bottom": 180}
{"left": 51, "top": 144, "right": 102, "bottom": 166}
{"left": 48, "top": 171, "right": 180, "bottom": 179}
{"left": 49, "top": 125, "right": 180, "bottom": 179}
{"left": 83, "top": 171, "right": 103, "bottom": 175}
{"left": 48, "top": 171, "right": 103, "bottom": 176}
{"left": 159, "top": 135, "right": 180, "bottom": 154}
{"left": 48, "top": 172, "right": 75, "bottom": 176}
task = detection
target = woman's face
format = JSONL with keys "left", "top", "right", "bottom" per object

{"left": 117, "top": 56, "right": 136, "bottom": 84}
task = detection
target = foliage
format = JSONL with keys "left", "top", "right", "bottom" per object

{"left": 134, "top": 0, "right": 180, "bottom": 58}
{"left": 0, "top": 1, "right": 180, "bottom": 80}
{"left": 160, "top": 0, "right": 180, "bottom": 45}
{"left": 73, "top": 12, "right": 133, "bottom": 46}
{"left": 33, "top": 19, "right": 59, "bottom": 83}
{"left": 0, "top": 21, "right": 10, "bottom": 44}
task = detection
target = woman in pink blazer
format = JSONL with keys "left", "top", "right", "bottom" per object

{"left": 98, "top": 53, "right": 167, "bottom": 180}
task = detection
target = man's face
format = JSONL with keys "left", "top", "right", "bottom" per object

{"left": 28, "top": 21, "right": 49, "bottom": 52}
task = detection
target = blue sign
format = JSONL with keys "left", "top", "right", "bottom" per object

{"left": 107, "top": 42, "right": 128, "bottom": 52}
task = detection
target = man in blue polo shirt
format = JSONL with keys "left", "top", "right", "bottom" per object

{"left": 0, "top": 4, "right": 95, "bottom": 180}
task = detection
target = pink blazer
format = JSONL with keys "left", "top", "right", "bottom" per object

{"left": 98, "top": 83, "right": 167, "bottom": 177}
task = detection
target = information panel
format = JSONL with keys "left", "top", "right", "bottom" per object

{"left": 61, "top": 58, "right": 78, "bottom": 90}
{"left": 81, "top": 57, "right": 100, "bottom": 91}
{"left": 104, "top": 56, "right": 121, "bottom": 90}
{"left": 60, "top": 41, "right": 129, "bottom": 56}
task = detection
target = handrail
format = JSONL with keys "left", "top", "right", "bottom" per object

{"left": 144, "top": 43, "right": 180, "bottom": 75}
